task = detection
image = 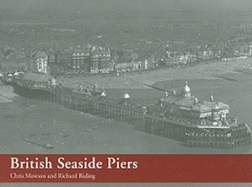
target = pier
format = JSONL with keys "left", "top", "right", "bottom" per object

{"left": 9, "top": 74, "right": 252, "bottom": 149}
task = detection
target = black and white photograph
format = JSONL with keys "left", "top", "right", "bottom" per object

{"left": 0, "top": 0, "right": 252, "bottom": 186}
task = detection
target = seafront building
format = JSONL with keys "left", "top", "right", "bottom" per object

{"left": 249, "top": 43, "right": 252, "bottom": 55}
{"left": 35, "top": 51, "right": 48, "bottom": 74}
{"left": 90, "top": 46, "right": 113, "bottom": 74}
{"left": 54, "top": 49, "right": 73, "bottom": 72}
{"left": 27, "top": 51, "right": 49, "bottom": 74}
{"left": 52, "top": 46, "right": 114, "bottom": 74}
{"left": 72, "top": 48, "right": 90, "bottom": 73}
{"left": 114, "top": 61, "right": 133, "bottom": 73}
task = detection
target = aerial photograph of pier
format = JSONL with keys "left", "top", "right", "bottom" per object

{"left": 1, "top": 0, "right": 252, "bottom": 186}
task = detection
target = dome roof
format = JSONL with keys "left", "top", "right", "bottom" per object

{"left": 210, "top": 95, "right": 214, "bottom": 102}
{"left": 123, "top": 91, "right": 130, "bottom": 99}
{"left": 101, "top": 91, "right": 107, "bottom": 97}
{"left": 182, "top": 81, "right": 191, "bottom": 93}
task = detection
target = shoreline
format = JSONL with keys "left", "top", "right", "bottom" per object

{"left": 58, "top": 58, "right": 252, "bottom": 89}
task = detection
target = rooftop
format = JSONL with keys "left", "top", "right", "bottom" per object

{"left": 22, "top": 73, "right": 53, "bottom": 82}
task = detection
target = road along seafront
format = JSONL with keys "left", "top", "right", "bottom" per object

{"left": 57, "top": 58, "right": 252, "bottom": 89}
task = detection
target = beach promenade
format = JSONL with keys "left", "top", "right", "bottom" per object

{"left": 57, "top": 58, "right": 252, "bottom": 89}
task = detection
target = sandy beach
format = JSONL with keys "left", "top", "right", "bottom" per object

{"left": 58, "top": 58, "right": 252, "bottom": 89}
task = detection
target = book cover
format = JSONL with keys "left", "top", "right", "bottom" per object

{"left": 0, "top": 0, "right": 252, "bottom": 186}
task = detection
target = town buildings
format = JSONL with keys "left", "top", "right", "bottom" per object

{"left": 3, "top": 34, "right": 252, "bottom": 76}
{"left": 36, "top": 38, "right": 252, "bottom": 76}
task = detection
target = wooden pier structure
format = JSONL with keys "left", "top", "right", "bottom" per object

{"left": 10, "top": 73, "right": 251, "bottom": 149}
